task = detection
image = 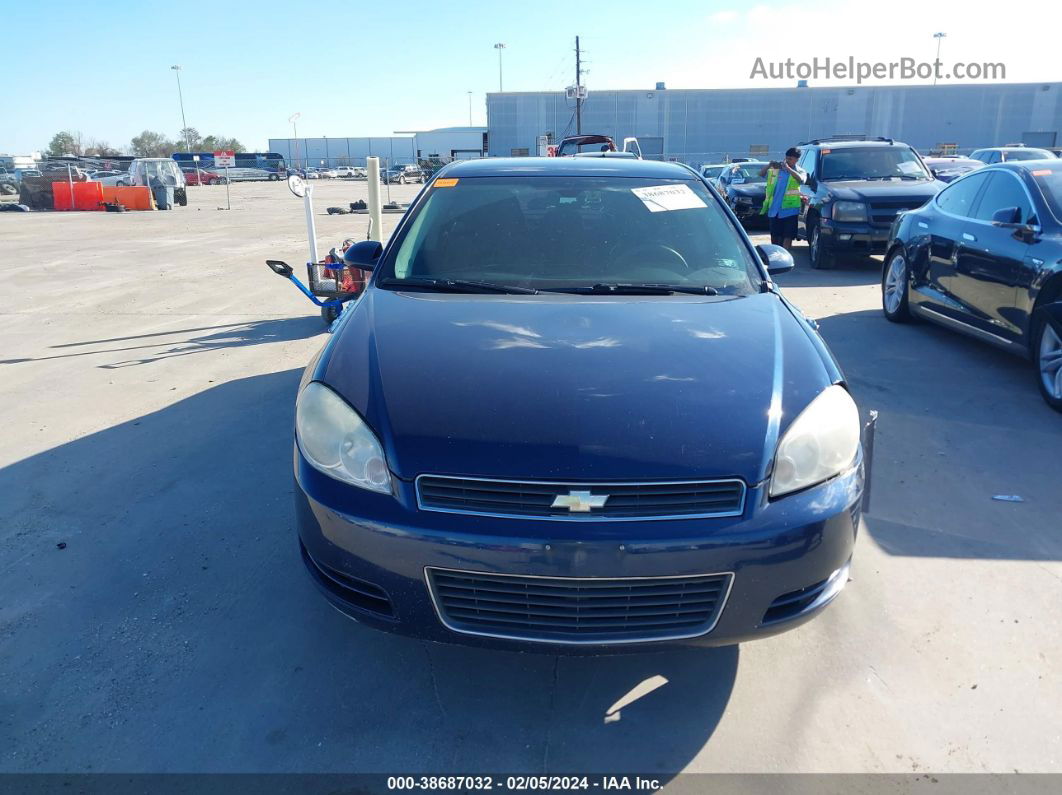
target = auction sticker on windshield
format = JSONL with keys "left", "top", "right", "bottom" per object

{"left": 631, "top": 184, "right": 707, "bottom": 212}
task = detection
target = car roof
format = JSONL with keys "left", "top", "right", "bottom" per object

{"left": 443, "top": 157, "right": 698, "bottom": 179}
{"left": 990, "top": 160, "right": 1061, "bottom": 173}
{"left": 804, "top": 140, "right": 911, "bottom": 149}
{"left": 976, "top": 146, "right": 1053, "bottom": 152}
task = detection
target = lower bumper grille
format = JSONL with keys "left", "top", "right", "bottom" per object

{"left": 426, "top": 568, "right": 732, "bottom": 644}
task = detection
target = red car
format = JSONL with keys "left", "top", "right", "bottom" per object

{"left": 180, "top": 167, "right": 226, "bottom": 186}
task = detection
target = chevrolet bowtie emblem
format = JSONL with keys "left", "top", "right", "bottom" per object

{"left": 551, "top": 490, "right": 609, "bottom": 512}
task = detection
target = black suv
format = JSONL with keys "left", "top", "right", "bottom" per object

{"left": 795, "top": 137, "right": 943, "bottom": 268}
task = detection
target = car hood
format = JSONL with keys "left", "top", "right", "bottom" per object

{"left": 823, "top": 178, "right": 943, "bottom": 203}
{"left": 320, "top": 289, "right": 835, "bottom": 484}
{"left": 728, "top": 184, "right": 766, "bottom": 198}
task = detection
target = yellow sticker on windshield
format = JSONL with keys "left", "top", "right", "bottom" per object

{"left": 1032, "top": 169, "right": 1054, "bottom": 176}
{"left": 434, "top": 178, "right": 459, "bottom": 188}
{"left": 821, "top": 149, "right": 831, "bottom": 155}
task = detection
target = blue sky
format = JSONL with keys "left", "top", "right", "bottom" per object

{"left": 4, "top": 0, "right": 1059, "bottom": 154}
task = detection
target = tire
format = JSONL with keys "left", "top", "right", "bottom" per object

{"left": 399, "top": 175, "right": 407, "bottom": 184}
{"left": 882, "top": 249, "right": 912, "bottom": 322}
{"left": 321, "top": 304, "right": 340, "bottom": 325}
{"left": 808, "top": 222, "right": 834, "bottom": 270}
{"left": 269, "top": 174, "right": 279, "bottom": 181}
{"left": 0, "top": 183, "right": 16, "bottom": 195}
{"left": 1032, "top": 310, "right": 1062, "bottom": 412}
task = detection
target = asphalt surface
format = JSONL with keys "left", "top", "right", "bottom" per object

{"left": 1, "top": 181, "right": 1059, "bottom": 775}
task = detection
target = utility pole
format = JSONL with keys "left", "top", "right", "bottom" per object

{"left": 289, "top": 112, "right": 301, "bottom": 170}
{"left": 171, "top": 65, "right": 189, "bottom": 152}
{"left": 494, "top": 43, "right": 506, "bottom": 91}
{"left": 575, "top": 36, "right": 582, "bottom": 135}
{"left": 933, "top": 32, "right": 947, "bottom": 86}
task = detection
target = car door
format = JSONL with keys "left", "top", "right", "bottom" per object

{"left": 921, "top": 170, "right": 992, "bottom": 317}
{"left": 951, "top": 170, "right": 1036, "bottom": 339}
{"left": 796, "top": 149, "right": 818, "bottom": 239}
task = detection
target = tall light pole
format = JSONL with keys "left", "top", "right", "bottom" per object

{"left": 288, "top": 112, "right": 301, "bottom": 170}
{"left": 933, "top": 32, "right": 947, "bottom": 86}
{"left": 493, "top": 43, "right": 506, "bottom": 92}
{"left": 170, "top": 65, "right": 190, "bottom": 151}
{"left": 467, "top": 91, "right": 473, "bottom": 126}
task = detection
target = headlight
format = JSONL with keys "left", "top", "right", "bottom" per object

{"left": 769, "top": 385, "right": 860, "bottom": 498}
{"left": 296, "top": 382, "right": 392, "bottom": 494}
{"left": 831, "top": 201, "right": 867, "bottom": 223}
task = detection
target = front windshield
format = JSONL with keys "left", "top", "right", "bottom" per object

{"left": 702, "top": 166, "right": 724, "bottom": 179}
{"left": 1002, "top": 149, "right": 1054, "bottom": 161}
{"left": 1031, "top": 166, "right": 1062, "bottom": 223}
{"left": 729, "top": 164, "right": 768, "bottom": 184}
{"left": 380, "top": 176, "right": 761, "bottom": 294}
{"left": 820, "top": 147, "right": 930, "bottom": 181}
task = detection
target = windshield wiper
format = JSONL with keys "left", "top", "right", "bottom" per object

{"left": 380, "top": 277, "right": 538, "bottom": 294}
{"left": 544, "top": 283, "right": 720, "bottom": 296}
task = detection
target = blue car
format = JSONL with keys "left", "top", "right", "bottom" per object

{"left": 294, "top": 157, "right": 864, "bottom": 651}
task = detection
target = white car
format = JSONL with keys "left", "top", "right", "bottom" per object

{"left": 334, "top": 166, "right": 365, "bottom": 178}
{"left": 316, "top": 168, "right": 338, "bottom": 179}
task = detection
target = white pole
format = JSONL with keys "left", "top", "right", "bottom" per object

{"left": 66, "top": 164, "right": 74, "bottom": 210}
{"left": 366, "top": 157, "right": 382, "bottom": 242}
{"left": 224, "top": 166, "right": 231, "bottom": 210}
{"left": 303, "top": 184, "right": 319, "bottom": 263}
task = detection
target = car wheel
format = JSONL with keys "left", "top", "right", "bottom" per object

{"left": 269, "top": 174, "right": 279, "bottom": 181}
{"left": 809, "top": 223, "right": 833, "bottom": 270}
{"left": 399, "top": 176, "right": 407, "bottom": 184}
{"left": 1033, "top": 310, "right": 1062, "bottom": 412}
{"left": 882, "top": 249, "right": 912, "bottom": 323}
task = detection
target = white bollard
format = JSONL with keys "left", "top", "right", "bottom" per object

{"left": 366, "top": 157, "right": 382, "bottom": 242}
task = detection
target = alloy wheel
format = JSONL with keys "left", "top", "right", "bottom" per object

{"left": 884, "top": 254, "right": 906, "bottom": 314}
{"left": 1040, "top": 322, "right": 1062, "bottom": 400}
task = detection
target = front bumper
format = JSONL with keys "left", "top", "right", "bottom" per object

{"left": 818, "top": 219, "right": 891, "bottom": 251}
{"left": 295, "top": 450, "right": 863, "bottom": 652}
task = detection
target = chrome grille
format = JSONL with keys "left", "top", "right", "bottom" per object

{"left": 427, "top": 568, "right": 733, "bottom": 644}
{"left": 416, "top": 476, "right": 746, "bottom": 520}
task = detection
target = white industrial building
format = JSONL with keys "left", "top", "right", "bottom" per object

{"left": 268, "top": 127, "right": 486, "bottom": 169}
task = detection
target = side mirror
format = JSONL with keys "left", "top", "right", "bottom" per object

{"left": 805, "top": 174, "right": 817, "bottom": 191}
{"left": 991, "top": 206, "right": 1022, "bottom": 226}
{"left": 343, "top": 240, "right": 383, "bottom": 270}
{"left": 757, "top": 244, "right": 795, "bottom": 275}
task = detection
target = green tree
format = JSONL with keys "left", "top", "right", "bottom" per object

{"left": 178, "top": 127, "right": 202, "bottom": 150}
{"left": 130, "top": 130, "right": 176, "bottom": 158}
{"left": 46, "top": 131, "right": 81, "bottom": 157}
{"left": 201, "top": 135, "right": 244, "bottom": 153}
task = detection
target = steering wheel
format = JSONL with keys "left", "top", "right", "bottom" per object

{"left": 611, "top": 243, "right": 690, "bottom": 272}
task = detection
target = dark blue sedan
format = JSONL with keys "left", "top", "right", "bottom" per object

{"left": 294, "top": 157, "right": 864, "bottom": 651}
{"left": 882, "top": 160, "right": 1062, "bottom": 411}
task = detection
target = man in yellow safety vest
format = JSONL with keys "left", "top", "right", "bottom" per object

{"left": 759, "top": 147, "right": 807, "bottom": 251}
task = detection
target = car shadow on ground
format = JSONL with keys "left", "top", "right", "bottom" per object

{"left": 0, "top": 316, "right": 324, "bottom": 368}
{"left": 817, "top": 307, "right": 1062, "bottom": 561}
{"left": 0, "top": 369, "right": 736, "bottom": 774}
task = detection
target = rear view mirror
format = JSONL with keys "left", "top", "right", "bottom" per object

{"left": 991, "top": 206, "right": 1022, "bottom": 226}
{"left": 757, "top": 244, "right": 795, "bottom": 275}
{"left": 343, "top": 240, "right": 383, "bottom": 270}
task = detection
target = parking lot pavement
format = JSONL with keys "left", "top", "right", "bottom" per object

{"left": 1, "top": 193, "right": 1059, "bottom": 775}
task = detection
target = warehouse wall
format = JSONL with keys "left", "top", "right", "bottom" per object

{"left": 486, "top": 82, "right": 1062, "bottom": 166}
